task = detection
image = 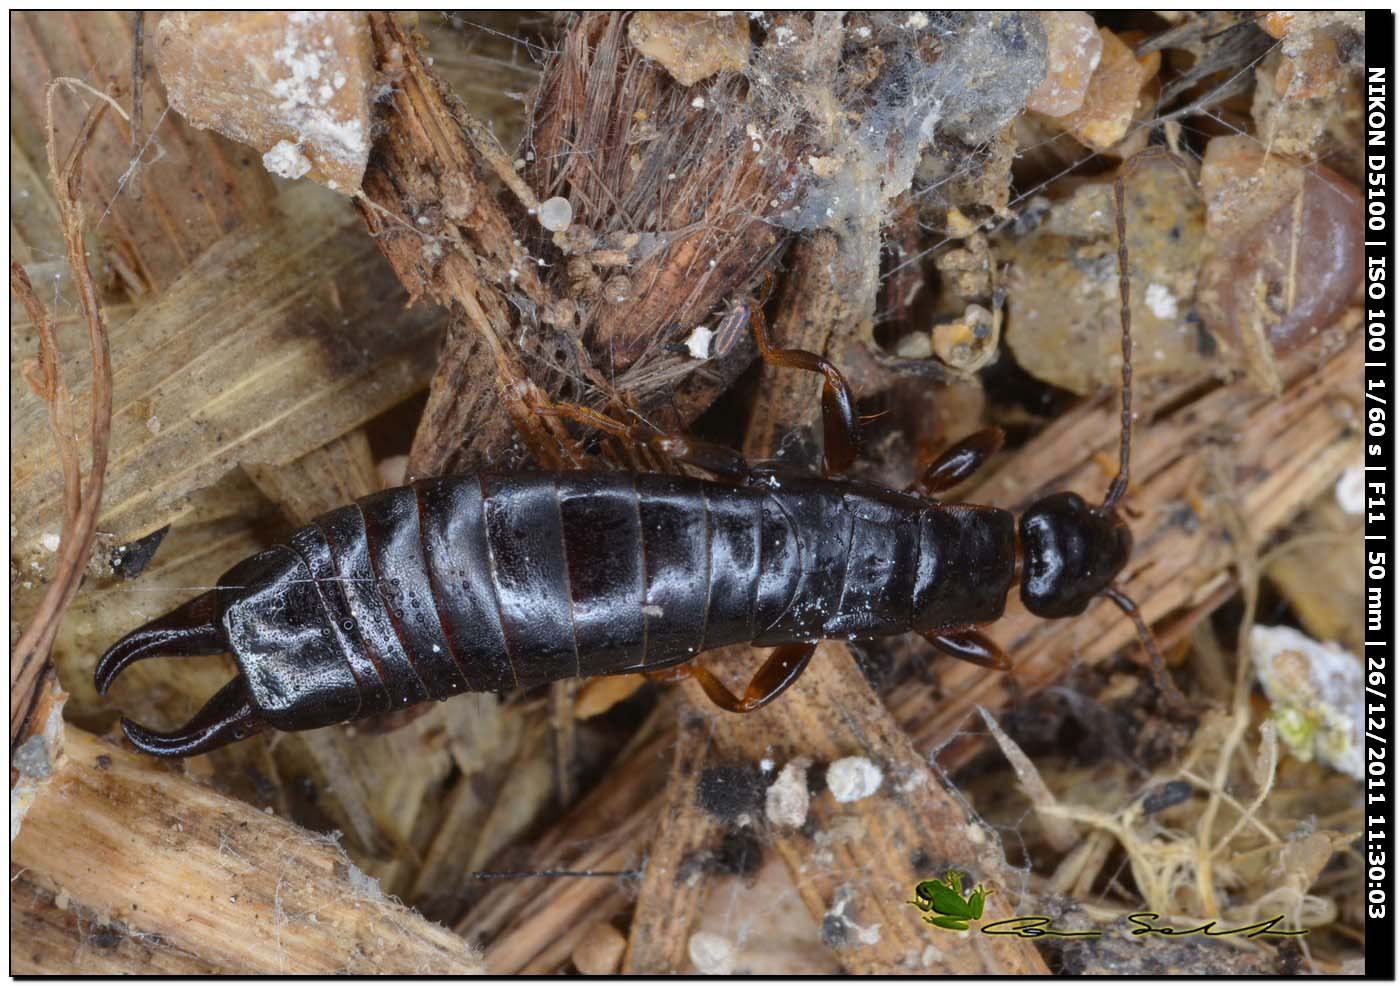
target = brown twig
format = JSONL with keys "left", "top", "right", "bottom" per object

{"left": 10, "top": 79, "right": 117, "bottom": 752}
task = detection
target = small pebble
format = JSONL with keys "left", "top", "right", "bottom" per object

{"left": 826, "top": 756, "right": 883, "bottom": 803}
{"left": 1197, "top": 137, "right": 1363, "bottom": 361}
{"left": 627, "top": 11, "right": 750, "bottom": 87}
{"left": 685, "top": 325, "right": 714, "bottom": 360}
{"left": 538, "top": 196, "right": 574, "bottom": 232}
{"left": 572, "top": 922, "right": 626, "bottom": 975}
{"left": 1058, "top": 28, "right": 1160, "bottom": 152}
{"left": 262, "top": 140, "right": 312, "bottom": 181}
{"left": 765, "top": 759, "right": 810, "bottom": 828}
{"left": 1335, "top": 462, "right": 1364, "bottom": 515}
{"left": 1026, "top": 11, "right": 1103, "bottom": 117}
{"left": 688, "top": 931, "right": 735, "bottom": 975}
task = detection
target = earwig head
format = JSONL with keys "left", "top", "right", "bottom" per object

{"left": 94, "top": 547, "right": 361, "bottom": 757}
{"left": 1018, "top": 165, "right": 1142, "bottom": 621}
{"left": 1018, "top": 492, "right": 1132, "bottom": 619}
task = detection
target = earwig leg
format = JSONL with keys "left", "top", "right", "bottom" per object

{"left": 531, "top": 399, "right": 752, "bottom": 480}
{"left": 912, "top": 428, "right": 1005, "bottom": 496}
{"left": 94, "top": 590, "right": 226, "bottom": 695}
{"left": 692, "top": 642, "right": 818, "bottom": 713}
{"left": 924, "top": 630, "right": 1013, "bottom": 672}
{"left": 119, "top": 678, "right": 266, "bottom": 758}
{"left": 748, "top": 306, "right": 860, "bottom": 475}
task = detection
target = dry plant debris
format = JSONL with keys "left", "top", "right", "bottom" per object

{"left": 10, "top": 10, "right": 1366, "bottom": 975}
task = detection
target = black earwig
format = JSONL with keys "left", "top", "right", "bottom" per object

{"left": 96, "top": 173, "right": 1179, "bottom": 757}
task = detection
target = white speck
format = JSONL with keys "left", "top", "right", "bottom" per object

{"left": 765, "top": 758, "right": 810, "bottom": 827}
{"left": 905, "top": 12, "right": 928, "bottom": 29}
{"left": 685, "top": 325, "right": 715, "bottom": 360}
{"left": 509, "top": 268, "right": 520, "bottom": 281}
{"left": 895, "top": 768, "right": 928, "bottom": 793}
{"left": 1145, "top": 282, "right": 1178, "bottom": 320}
{"left": 40, "top": 532, "right": 60, "bottom": 553}
{"left": 538, "top": 196, "right": 574, "bottom": 232}
{"left": 759, "top": 758, "right": 774, "bottom": 773}
{"left": 267, "top": 20, "right": 368, "bottom": 172}
{"left": 827, "top": 756, "right": 883, "bottom": 803}
{"left": 416, "top": 215, "right": 430, "bottom": 226}
{"left": 688, "top": 931, "right": 735, "bottom": 975}
{"left": 691, "top": 95, "right": 706, "bottom": 109}
{"left": 1335, "top": 462, "right": 1364, "bottom": 514}
{"left": 514, "top": 158, "right": 526, "bottom": 170}
{"left": 751, "top": 141, "right": 761, "bottom": 152}
{"left": 667, "top": 172, "right": 677, "bottom": 180}
{"left": 641, "top": 604, "right": 664, "bottom": 617}
{"left": 855, "top": 25, "right": 872, "bottom": 39}
{"left": 773, "top": 25, "right": 794, "bottom": 45}
{"left": 262, "top": 140, "right": 312, "bottom": 180}
{"left": 432, "top": 644, "right": 441, "bottom": 653}
{"left": 332, "top": 71, "right": 346, "bottom": 89}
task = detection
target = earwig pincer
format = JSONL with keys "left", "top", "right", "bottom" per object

{"left": 96, "top": 175, "right": 1177, "bottom": 757}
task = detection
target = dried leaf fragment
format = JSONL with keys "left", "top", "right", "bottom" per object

{"left": 155, "top": 12, "right": 373, "bottom": 194}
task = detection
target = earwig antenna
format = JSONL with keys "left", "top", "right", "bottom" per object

{"left": 1102, "top": 176, "right": 1134, "bottom": 512}
{"left": 1102, "top": 585, "right": 1189, "bottom": 712}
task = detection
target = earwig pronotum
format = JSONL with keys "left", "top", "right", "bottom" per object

{"left": 95, "top": 169, "right": 1180, "bottom": 757}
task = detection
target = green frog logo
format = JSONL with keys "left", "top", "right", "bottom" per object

{"left": 909, "top": 870, "right": 993, "bottom": 932}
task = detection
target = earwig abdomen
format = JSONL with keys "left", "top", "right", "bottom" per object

{"left": 369, "top": 471, "right": 1018, "bottom": 690}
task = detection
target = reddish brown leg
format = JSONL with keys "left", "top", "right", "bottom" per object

{"left": 923, "top": 629, "right": 1013, "bottom": 671}
{"left": 912, "top": 428, "right": 1005, "bottom": 496}
{"left": 749, "top": 307, "right": 860, "bottom": 475}
{"left": 531, "top": 399, "right": 752, "bottom": 480}
{"left": 689, "top": 642, "right": 818, "bottom": 713}
{"left": 643, "top": 663, "right": 696, "bottom": 683}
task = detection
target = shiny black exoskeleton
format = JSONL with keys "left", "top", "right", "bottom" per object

{"left": 93, "top": 466, "right": 1141, "bottom": 757}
